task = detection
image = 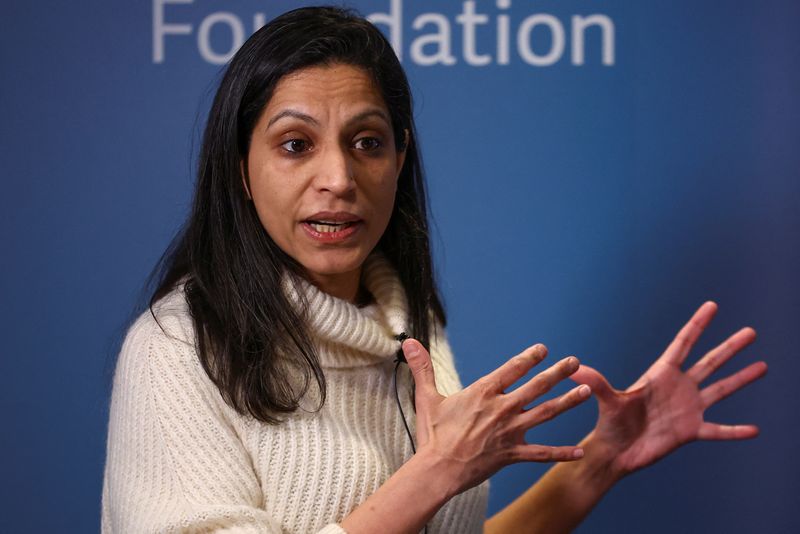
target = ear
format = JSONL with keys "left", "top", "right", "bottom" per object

{"left": 395, "top": 129, "right": 409, "bottom": 177}
{"left": 240, "top": 160, "right": 252, "bottom": 200}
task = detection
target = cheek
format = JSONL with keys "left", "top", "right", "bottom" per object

{"left": 249, "top": 174, "right": 302, "bottom": 241}
{"left": 366, "top": 160, "right": 400, "bottom": 202}
{"left": 382, "top": 183, "right": 398, "bottom": 213}
{"left": 369, "top": 175, "right": 399, "bottom": 232}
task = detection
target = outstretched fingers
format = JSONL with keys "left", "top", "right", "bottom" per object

{"left": 663, "top": 301, "right": 718, "bottom": 366}
{"left": 700, "top": 360, "right": 768, "bottom": 408}
{"left": 507, "top": 444, "right": 585, "bottom": 462}
{"left": 506, "top": 356, "right": 582, "bottom": 409}
{"left": 402, "top": 338, "right": 441, "bottom": 404}
{"left": 481, "top": 344, "right": 549, "bottom": 394}
{"left": 687, "top": 327, "right": 757, "bottom": 383}
{"left": 515, "top": 384, "right": 592, "bottom": 429}
{"left": 698, "top": 422, "right": 760, "bottom": 440}
{"left": 569, "top": 364, "right": 616, "bottom": 403}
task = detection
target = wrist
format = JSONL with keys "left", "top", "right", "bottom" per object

{"left": 340, "top": 450, "right": 458, "bottom": 534}
{"left": 408, "top": 447, "right": 464, "bottom": 503}
{"left": 576, "top": 430, "right": 627, "bottom": 488}
{"left": 486, "top": 433, "right": 624, "bottom": 534}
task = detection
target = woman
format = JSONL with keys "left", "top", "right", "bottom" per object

{"left": 102, "top": 6, "right": 767, "bottom": 533}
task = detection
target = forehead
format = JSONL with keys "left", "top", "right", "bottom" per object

{"left": 264, "top": 63, "right": 388, "bottom": 118}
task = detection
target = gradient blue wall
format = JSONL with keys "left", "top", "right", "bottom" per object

{"left": 1, "top": 1, "right": 797, "bottom": 532}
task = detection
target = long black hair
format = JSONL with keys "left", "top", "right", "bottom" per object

{"left": 149, "top": 6, "right": 445, "bottom": 424}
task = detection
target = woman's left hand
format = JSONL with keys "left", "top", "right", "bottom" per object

{"left": 571, "top": 301, "right": 767, "bottom": 478}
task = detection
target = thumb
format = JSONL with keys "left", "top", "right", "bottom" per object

{"left": 402, "top": 338, "right": 441, "bottom": 404}
{"left": 570, "top": 364, "right": 616, "bottom": 403}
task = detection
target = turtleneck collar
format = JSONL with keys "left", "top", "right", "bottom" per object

{"left": 282, "top": 253, "right": 410, "bottom": 368}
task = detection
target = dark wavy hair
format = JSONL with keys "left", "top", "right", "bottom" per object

{"left": 148, "top": 6, "right": 445, "bottom": 423}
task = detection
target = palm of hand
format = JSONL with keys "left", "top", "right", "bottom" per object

{"left": 593, "top": 361, "right": 704, "bottom": 474}
{"left": 573, "top": 302, "right": 767, "bottom": 477}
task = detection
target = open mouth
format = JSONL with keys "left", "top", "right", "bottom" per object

{"left": 304, "top": 220, "right": 357, "bottom": 233}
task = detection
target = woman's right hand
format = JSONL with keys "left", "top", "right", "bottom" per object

{"left": 402, "top": 339, "right": 592, "bottom": 497}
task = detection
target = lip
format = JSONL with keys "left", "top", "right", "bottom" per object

{"left": 303, "top": 211, "right": 362, "bottom": 224}
{"left": 300, "top": 211, "right": 363, "bottom": 243}
{"left": 301, "top": 220, "right": 362, "bottom": 243}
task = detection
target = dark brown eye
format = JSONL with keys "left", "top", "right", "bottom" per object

{"left": 354, "top": 137, "right": 382, "bottom": 151}
{"left": 281, "top": 139, "right": 311, "bottom": 153}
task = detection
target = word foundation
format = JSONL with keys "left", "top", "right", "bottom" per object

{"left": 153, "top": 0, "right": 615, "bottom": 67}
{"left": 370, "top": 0, "right": 615, "bottom": 66}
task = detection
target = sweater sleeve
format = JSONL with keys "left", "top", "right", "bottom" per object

{"left": 101, "top": 309, "right": 346, "bottom": 534}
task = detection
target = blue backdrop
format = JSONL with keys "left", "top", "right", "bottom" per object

{"left": 1, "top": 1, "right": 797, "bottom": 532}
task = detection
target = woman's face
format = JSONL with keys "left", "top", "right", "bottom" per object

{"left": 244, "top": 63, "right": 406, "bottom": 301}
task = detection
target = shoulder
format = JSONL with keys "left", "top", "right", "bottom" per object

{"left": 113, "top": 285, "right": 203, "bottom": 396}
{"left": 125, "top": 284, "right": 194, "bottom": 350}
{"left": 110, "top": 284, "right": 246, "bottom": 428}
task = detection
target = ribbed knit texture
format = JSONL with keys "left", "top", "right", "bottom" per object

{"left": 102, "top": 254, "right": 489, "bottom": 533}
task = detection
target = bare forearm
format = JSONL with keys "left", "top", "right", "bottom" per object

{"left": 340, "top": 450, "right": 458, "bottom": 534}
{"left": 485, "top": 432, "right": 623, "bottom": 534}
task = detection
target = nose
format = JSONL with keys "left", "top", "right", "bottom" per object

{"left": 313, "top": 145, "right": 356, "bottom": 196}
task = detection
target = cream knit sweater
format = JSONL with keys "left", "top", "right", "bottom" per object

{"left": 101, "top": 254, "right": 489, "bottom": 533}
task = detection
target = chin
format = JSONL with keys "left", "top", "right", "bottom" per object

{"left": 300, "top": 248, "right": 368, "bottom": 278}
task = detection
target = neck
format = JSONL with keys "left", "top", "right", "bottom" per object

{"left": 307, "top": 267, "right": 363, "bottom": 304}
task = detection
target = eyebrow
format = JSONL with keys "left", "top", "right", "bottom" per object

{"left": 266, "top": 108, "right": 391, "bottom": 130}
{"left": 267, "top": 109, "right": 320, "bottom": 129}
{"left": 346, "top": 109, "right": 392, "bottom": 128}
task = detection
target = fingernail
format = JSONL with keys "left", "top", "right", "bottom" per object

{"left": 573, "top": 448, "right": 584, "bottom": 459}
{"left": 578, "top": 385, "right": 591, "bottom": 397}
{"left": 526, "top": 344, "right": 546, "bottom": 361}
{"left": 403, "top": 340, "right": 419, "bottom": 358}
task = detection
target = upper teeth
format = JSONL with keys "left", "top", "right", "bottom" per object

{"left": 310, "top": 221, "right": 350, "bottom": 233}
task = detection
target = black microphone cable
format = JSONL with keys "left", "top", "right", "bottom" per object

{"left": 393, "top": 332, "right": 416, "bottom": 454}
{"left": 392, "top": 332, "right": 428, "bottom": 534}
